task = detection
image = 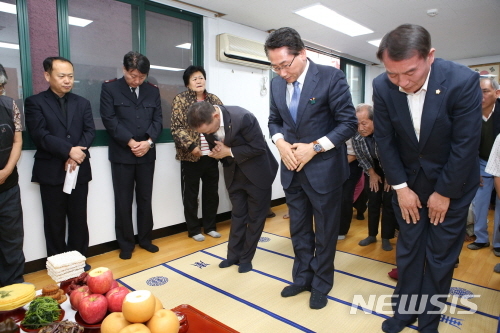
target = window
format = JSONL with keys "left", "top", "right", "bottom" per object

{"left": 61, "top": 0, "right": 202, "bottom": 144}
{"left": 342, "top": 61, "right": 365, "bottom": 107}
{"left": 305, "top": 47, "right": 365, "bottom": 106}
{"left": 67, "top": 0, "right": 134, "bottom": 130}
{"left": 145, "top": 10, "right": 194, "bottom": 129}
{"left": 0, "top": 0, "right": 30, "bottom": 121}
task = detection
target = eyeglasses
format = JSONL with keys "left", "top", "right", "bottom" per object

{"left": 270, "top": 55, "right": 296, "bottom": 73}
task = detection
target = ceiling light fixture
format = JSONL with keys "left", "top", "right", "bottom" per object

{"left": 0, "top": 42, "right": 19, "bottom": 50}
{"left": 368, "top": 39, "right": 381, "bottom": 47}
{"left": 176, "top": 43, "right": 191, "bottom": 49}
{"left": 0, "top": 3, "right": 92, "bottom": 27}
{"left": 150, "top": 65, "right": 183, "bottom": 71}
{"left": 427, "top": 9, "right": 438, "bottom": 17}
{"left": 294, "top": 3, "right": 373, "bottom": 37}
{"left": 0, "top": 1, "right": 16, "bottom": 14}
{"left": 68, "top": 16, "right": 93, "bottom": 27}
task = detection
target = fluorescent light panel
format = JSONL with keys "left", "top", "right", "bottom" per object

{"left": 0, "top": 42, "right": 19, "bottom": 50}
{"left": 294, "top": 4, "right": 373, "bottom": 37}
{"left": 68, "top": 16, "right": 93, "bottom": 27}
{"left": 176, "top": 43, "right": 191, "bottom": 49}
{"left": 0, "top": 3, "right": 93, "bottom": 28}
{"left": 368, "top": 39, "right": 381, "bottom": 47}
{"left": 150, "top": 65, "right": 183, "bottom": 72}
{"left": 0, "top": 2, "right": 16, "bottom": 14}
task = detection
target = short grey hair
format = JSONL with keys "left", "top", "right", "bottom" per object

{"left": 355, "top": 103, "right": 373, "bottom": 120}
{"left": 480, "top": 76, "right": 499, "bottom": 90}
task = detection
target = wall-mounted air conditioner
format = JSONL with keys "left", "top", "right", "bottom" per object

{"left": 216, "top": 33, "right": 271, "bottom": 70}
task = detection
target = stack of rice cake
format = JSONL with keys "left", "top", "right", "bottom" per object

{"left": 46, "top": 251, "right": 86, "bottom": 283}
{"left": 0, "top": 283, "right": 36, "bottom": 311}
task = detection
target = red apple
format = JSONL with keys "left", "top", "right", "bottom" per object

{"left": 110, "top": 280, "right": 119, "bottom": 290}
{"left": 70, "top": 285, "right": 90, "bottom": 311}
{"left": 105, "top": 287, "right": 130, "bottom": 312}
{"left": 87, "top": 267, "right": 114, "bottom": 294}
{"left": 79, "top": 294, "right": 108, "bottom": 324}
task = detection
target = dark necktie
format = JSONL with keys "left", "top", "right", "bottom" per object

{"left": 289, "top": 81, "right": 301, "bottom": 123}
{"left": 58, "top": 97, "right": 67, "bottom": 120}
{"left": 204, "top": 133, "right": 217, "bottom": 149}
{"left": 131, "top": 87, "right": 137, "bottom": 99}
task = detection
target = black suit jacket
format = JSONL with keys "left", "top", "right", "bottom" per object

{"left": 373, "top": 58, "right": 482, "bottom": 199}
{"left": 25, "top": 89, "right": 95, "bottom": 185}
{"left": 100, "top": 77, "right": 163, "bottom": 164}
{"left": 208, "top": 105, "right": 278, "bottom": 190}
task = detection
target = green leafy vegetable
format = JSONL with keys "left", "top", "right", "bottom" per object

{"left": 0, "top": 290, "right": 12, "bottom": 299}
{"left": 21, "top": 297, "right": 61, "bottom": 329}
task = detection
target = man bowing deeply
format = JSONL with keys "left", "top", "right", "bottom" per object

{"left": 187, "top": 101, "right": 278, "bottom": 274}
{"left": 373, "top": 24, "right": 481, "bottom": 333}
{"left": 265, "top": 27, "right": 357, "bottom": 309}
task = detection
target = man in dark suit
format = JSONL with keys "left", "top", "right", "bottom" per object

{"left": 100, "top": 52, "right": 162, "bottom": 260}
{"left": 187, "top": 101, "right": 278, "bottom": 273}
{"left": 265, "top": 27, "right": 357, "bottom": 309}
{"left": 25, "top": 57, "right": 95, "bottom": 270}
{"left": 373, "top": 24, "right": 482, "bottom": 333}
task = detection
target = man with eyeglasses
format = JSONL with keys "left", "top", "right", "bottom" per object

{"left": 265, "top": 27, "right": 357, "bottom": 309}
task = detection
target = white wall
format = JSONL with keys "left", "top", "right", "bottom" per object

{"left": 20, "top": 16, "right": 284, "bottom": 263}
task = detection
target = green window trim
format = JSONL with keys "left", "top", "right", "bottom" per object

{"left": 340, "top": 58, "right": 366, "bottom": 104}
{"left": 53, "top": 0, "right": 203, "bottom": 147}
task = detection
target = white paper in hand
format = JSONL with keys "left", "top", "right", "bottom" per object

{"left": 63, "top": 165, "right": 80, "bottom": 194}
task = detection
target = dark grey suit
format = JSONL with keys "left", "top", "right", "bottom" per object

{"left": 209, "top": 105, "right": 278, "bottom": 264}
{"left": 268, "top": 59, "right": 357, "bottom": 294}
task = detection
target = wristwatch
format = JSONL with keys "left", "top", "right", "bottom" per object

{"left": 312, "top": 140, "right": 324, "bottom": 153}
{"left": 147, "top": 139, "right": 154, "bottom": 148}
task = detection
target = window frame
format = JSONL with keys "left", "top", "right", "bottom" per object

{"left": 56, "top": 0, "right": 203, "bottom": 146}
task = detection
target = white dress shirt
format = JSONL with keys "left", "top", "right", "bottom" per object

{"left": 393, "top": 69, "right": 431, "bottom": 190}
{"left": 271, "top": 59, "right": 335, "bottom": 151}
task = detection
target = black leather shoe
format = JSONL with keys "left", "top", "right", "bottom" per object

{"left": 119, "top": 251, "right": 132, "bottom": 260}
{"left": 141, "top": 244, "right": 159, "bottom": 253}
{"left": 238, "top": 262, "right": 252, "bottom": 273}
{"left": 281, "top": 284, "right": 311, "bottom": 297}
{"left": 219, "top": 259, "right": 238, "bottom": 268}
{"left": 309, "top": 288, "right": 328, "bottom": 309}
{"left": 381, "top": 317, "right": 416, "bottom": 333}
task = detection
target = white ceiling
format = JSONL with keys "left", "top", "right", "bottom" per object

{"left": 178, "top": 0, "right": 500, "bottom": 65}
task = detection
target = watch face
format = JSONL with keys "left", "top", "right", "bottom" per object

{"left": 313, "top": 144, "right": 322, "bottom": 152}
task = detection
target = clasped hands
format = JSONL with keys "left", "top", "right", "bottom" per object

{"left": 66, "top": 146, "right": 87, "bottom": 172}
{"left": 276, "top": 139, "right": 316, "bottom": 172}
{"left": 396, "top": 187, "right": 450, "bottom": 226}
{"left": 128, "top": 139, "right": 150, "bottom": 158}
{"left": 208, "top": 141, "right": 231, "bottom": 159}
